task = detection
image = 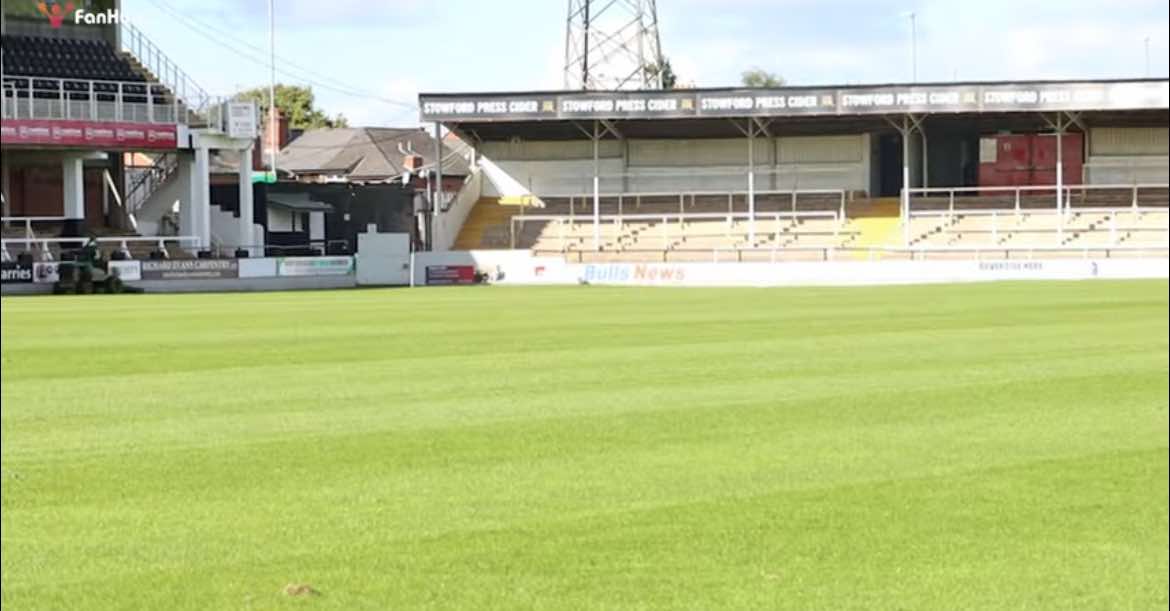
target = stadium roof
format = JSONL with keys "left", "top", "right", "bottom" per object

{"left": 419, "top": 78, "right": 1170, "bottom": 141}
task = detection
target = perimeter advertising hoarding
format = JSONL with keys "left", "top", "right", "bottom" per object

{"left": 426, "top": 265, "right": 477, "bottom": 285}
{"left": 26, "top": 261, "right": 139, "bottom": 284}
{"left": 1, "top": 120, "right": 179, "bottom": 149}
{"left": 277, "top": 257, "right": 355, "bottom": 277}
{"left": 420, "top": 80, "right": 1169, "bottom": 122}
{"left": 140, "top": 260, "right": 239, "bottom": 280}
{"left": 108, "top": 261, "right": 142, "bottom": 282}
{"left": 1, "top": 261, "right": 34, "bottom": 284}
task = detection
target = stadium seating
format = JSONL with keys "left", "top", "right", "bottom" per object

{"left": 452, "top": 187, "right": 1169, "bottom": 262}
{"left": 494, "top": 192, "right": 859, "bottom": 262}
{"left": 1, "top": 35, "right": 166, "bottom": 104}
{"left": 909, "top": 209, "right": 1170, "bottom": 250}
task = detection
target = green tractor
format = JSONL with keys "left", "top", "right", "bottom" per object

{"left": 52, "top": 238, "right": 141, "bottom": 295}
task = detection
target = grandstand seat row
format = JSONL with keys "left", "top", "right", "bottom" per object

{"left": 1, "top": 35, "right": 144, "bottom": 83}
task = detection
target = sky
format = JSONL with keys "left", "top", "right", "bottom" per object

{"left": 120, "top": 0, "right": 1170, "bottom": 128}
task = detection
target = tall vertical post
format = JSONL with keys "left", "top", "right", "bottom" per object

{"left": 1055, "top": 113, "right": 1064, "bottom": 240}
{"left": 1145, "top": 37, "right": 1152, "bottom": 78}
{"left": 61, "top": 155, "right": 86, "bottom": 237}
{"left": 1, "top": 154, "right": 11, "bottom": 220}
{"left": 747, "top": 119, "right": 756, "bottom": 244}
{"left": 920, "top": 129, "right": 929, "bottom": 189}
{"left": 434, "top": 122, "right": 443, "bottom": 250}
{"left": 908, "top": 12, "right": 918, "bottom": 83}
{"left": 267, "top": 0, "right": 277, "bottom": 181}
{"left": 195, "top": 146, "right": 211, "bottom": 251}
{"left": 178, "top": 151, "right": 197, "bottom": 241}
{"left": 238, "top": 146, "right": 254, "bottom": 254}
{"left": 593, "top": 120, "right": 601, "bottom": 251}
{"left": 901, "top": 116, "right": 912, "bottom": 246}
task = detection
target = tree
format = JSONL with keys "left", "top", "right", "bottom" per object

{"left": 659, "top": 58, "right": 678, "bottom": 90}
{"left": 644, "top": 57, "right": 679, "bottom": 90}
{"left": 741, "top": 68, "right": 785, "bottom": 88}
{"left": 235, "top": 84, "right": 348, "bottom": 129}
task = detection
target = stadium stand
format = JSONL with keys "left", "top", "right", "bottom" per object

{"left": 451, "top": 186, "right": 1169, "bottom": 262}
{"left": 906, "top": 188, "right": 1170, "bottom": 253}
{"left": 1, "top": 35, "right": 168, "bottom": 106}
{"left": 470, "top": 192, "right": 858, "bottom": 261}
{"left": 2, "top": 35, "right": 140, "bottom": 81}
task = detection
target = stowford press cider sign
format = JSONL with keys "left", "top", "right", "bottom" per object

{"left": 419, "top": 80, "right": 1169, "bottom": 122}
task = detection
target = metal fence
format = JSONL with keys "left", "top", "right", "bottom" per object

{"left": 1, "top": 75, "right": 178, "bottom": 123}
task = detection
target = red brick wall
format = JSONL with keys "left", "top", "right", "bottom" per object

{"left": 8, "top": 164, "right": 105, "bottom": 221}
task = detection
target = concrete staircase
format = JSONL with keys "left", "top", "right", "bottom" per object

{"left": 118, "top": 54, "right": 204, "bottom": 127}
{"left": 843, "top": 198, "right": 902, "bottom": 258}
{"left": 453, "top": 198, "right": 525, "bottom": 250}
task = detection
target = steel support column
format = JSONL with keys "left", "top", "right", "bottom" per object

{"left": 434, "top": 122, "right": 443, "bottom": 251}
{"left": 1041, "top": 111, "right": 1083, "bottom": 242}
{"left": 886, "top": 114, "right": 926, "bottom": 247}
{"left": 238, "top": 146, "right": 255, "bottom": 254}
{"left": 593, "top": 120, "right": 601, "bottom": 251}
{"left": 747, "top": 121, "right": 756, "bottom": 244}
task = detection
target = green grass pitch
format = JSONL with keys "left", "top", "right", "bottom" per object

{"left": 2, "top": 281, "right": 1167, "bottom": 610}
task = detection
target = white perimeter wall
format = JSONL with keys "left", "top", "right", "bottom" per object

{"left": 412, "top": 250, "right": 1168, "bottom": 288}
{"left": 480, "top": 134, "right": 870, "bottom": 198}
{"left": 1086, "top": 127, "right": 1170, "bottom": 184}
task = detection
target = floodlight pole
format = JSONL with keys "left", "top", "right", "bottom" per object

{"left": 1145, "top": 37, "right": 1151, "bottom": 78}
{"left": 908, "top": 11, "right": 918, "bottom": 83}
{"left": 267, "top": 0, "right": 277, "bottom": 180}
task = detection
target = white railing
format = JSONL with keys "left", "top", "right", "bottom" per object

{"left": 1, "top": 216, "right": 67, "bottom": 240}
{"left": 893, "top": 244, "right": 1170, "bottom": 261}
{"left": 906, "top": 183, "right": 1169, "bottom": 216}
{"left": 120, "top": 20, "right": 213, "bottom": 122}
{"left": 522, "top": 165, "right": 862, "bottom": 197}
{"left": 906, "top": 202, "right": 1169, "bottom": 248}
{"left": 549, "top": 188, "right": 849, "bottom": 220}
{"left": 549, "top": 244, "right": 1170, "bottom": 264}
{"left": 512, "top": 209, "right": 842, "bottom": 251}
{"left": 1, "top": 235, "right": 200, "bottom": 262}
{"left": 1, "top": 74, "right": 178, "bottom": 123}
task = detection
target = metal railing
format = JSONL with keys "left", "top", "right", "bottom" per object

{"left": 1, "top": 235, "right": 200, "bottom": 261}
{"left": 1, "top": 216, "right": 68, "bottom": 239}
{"left": 1, "top": 74, "right": 178, "bottom": 123}
{"left": 125, "top": 153, "right": 179, "bottom": 213}
{"left": 522, "top": 165, "right": 862, "bottom": 197}
{"left": 120, "top": 20, "right": 213, "bottom": 123}
{"left": 544, "top": 188, "right": 849, "bottom": 220}
{"left": 906, "top": 183, "right": 1170, "bottom": 216}
{"left": 549, "top": 244, "right": 1170, "bottom": 264}
{"left": 512, "top": 209, "right": 843, "bottom": 252}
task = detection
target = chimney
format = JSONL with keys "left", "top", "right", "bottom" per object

{"left": 262, "top": 107, "right": 290, "bottom": 165}
{"left": 403, "top": 155, "right": 425, "bottom": 171}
